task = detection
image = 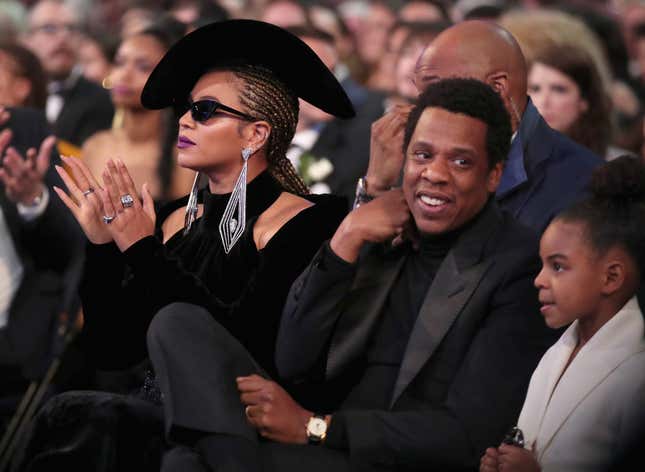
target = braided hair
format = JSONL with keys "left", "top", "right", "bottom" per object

{"left": 228, "top": 64, "right": 309, "bottom": 195}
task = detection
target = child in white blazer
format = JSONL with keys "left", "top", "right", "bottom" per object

{"left": 480, "top": 155, "right": 645, "bottom": 472}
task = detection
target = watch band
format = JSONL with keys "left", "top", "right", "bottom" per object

{"left": 352, "top": 176, "right": 375, "bottom": 209}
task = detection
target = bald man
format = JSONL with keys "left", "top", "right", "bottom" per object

{"left": 362, "top": 20, "right": 602, "bottom": 235}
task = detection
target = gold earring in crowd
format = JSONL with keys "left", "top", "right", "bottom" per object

{"left": 219, "top": 147, "right": 252, "bottom": 253}
{"left": 101, "top": 75, "right": 113, "bottom": 90}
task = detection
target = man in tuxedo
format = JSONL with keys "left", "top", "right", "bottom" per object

{"left": 0, "top": 107, "right": 83, "bottom": 405}
{"left": 23, "top": 0, "right": 113, "bottom": 148}
{"left": 148, "top": 78, "right": 557, "bottom": 471}
{"left": 364, "top": 20, "right": 603, "bottom": 235}
{"left": 287, "top": 27, "right": 385, "bottom": 207}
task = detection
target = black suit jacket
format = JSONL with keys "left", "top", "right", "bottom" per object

{"left": 54, "top": 75, "right": 114, "bottom": 147}
{"left": 0, "top": 107, "right": 83, "bottom": 379}
{"left": 496, "top": 100, "right": 603, "bottom": 235}
{"left": 277, "top": 201, "right": 558, "bottom": 470}
{"left": 310, "top": 82, "right": 385, "bottom": 207}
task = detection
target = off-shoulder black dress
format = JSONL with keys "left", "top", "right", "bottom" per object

{"left": 15, "top": 171, "right": 346, "bottom": 471}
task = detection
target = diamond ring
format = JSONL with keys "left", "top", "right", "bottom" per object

{"left": 103, "top": 214, "right": 116, "bottom": 224}
{"left": 120, "top": 194, "right": 134, "bottom": 208}
{"left": 82, "top": 188, "right": 94, "bottom": 197}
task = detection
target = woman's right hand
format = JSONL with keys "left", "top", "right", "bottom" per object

{"left": 53, "top": 156, "right": 113, "bottom": 245}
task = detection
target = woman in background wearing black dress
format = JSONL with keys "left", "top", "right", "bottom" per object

{"left": 14, "top": 20, "right": 354, "bottom": 471}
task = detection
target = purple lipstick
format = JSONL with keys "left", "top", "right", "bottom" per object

{"left": 177, "top": 135, "right": 196, "bottom": 149}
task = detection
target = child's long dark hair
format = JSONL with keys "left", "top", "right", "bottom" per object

{"left": 557, "top": 155, "right": 645, "bottom": 277}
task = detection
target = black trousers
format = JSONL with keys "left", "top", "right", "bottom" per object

{"left": 147, "top": 302, "right": 350, "bottom": 472}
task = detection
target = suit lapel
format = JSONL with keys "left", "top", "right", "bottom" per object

{"left": 534, "top": 297, "right": 645, "bottom": 458}
{"left": 326, "top": 246, "right": 407, "bottom": 379}
{"left": 496, "top": 100, "right": 553, "bottom": 217}
{"left": 518, "top": 330, "right": 576, "bottom": 451}
{"left": 390, "top": 201, "right": 502, "bottom": 406}
{"left": 390, "top": 252, "right": 492, "bottom": 406}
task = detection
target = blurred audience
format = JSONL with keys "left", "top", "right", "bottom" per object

{"left": 354, "top": 0, "right": 396, "bottom": 90}
{"left": 389, "top": 21, "right": 450, "bottom": 107}
{"left": 399, "top": 0, "right": 448, "bottom": 22}
{"left": 78, "top": 30, "right": 118, "bottom": 87}
{"left": 82, "top": 16, "right": 193, "bottom": 203}
{"left": 261, "top": 0, "right": 308, "bottom": 28}
{"left": 0, "top": 106, "right": 83, "bottom": 427}
{"left": 528, "top": 44, "right": 612, "bottom": 157}
{"left": 287, "top": 26, "right": 385, "bottom": 205}
{"left": 22, "top": 0, "right": 114, "bottom": 150}
{"left": 0, "top": 42, "right": 47, "bottom": 110}
{"left": 166, "top": 0, "right": 230, "bottom": 30}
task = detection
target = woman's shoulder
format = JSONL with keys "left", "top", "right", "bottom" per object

{"left": 82, "top": 129, "right": 115, "bottom": 153}
{"left": 255, "top": 192, "right": 347, "bottom": 250}
{"left": 157, "top": 195, "right": 196, "bottom": 243}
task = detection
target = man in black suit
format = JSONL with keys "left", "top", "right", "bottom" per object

{"left": 149, "top": 78, "right": 557, "bottom": 471}
{"left": 0, "top": 107, "right": 83, "bottom": 403}
{"left": 364, "top": 20, "right": 602, "bottom": 236}
{"left": 23, "top": 0, "right": 113, "bottom": 148}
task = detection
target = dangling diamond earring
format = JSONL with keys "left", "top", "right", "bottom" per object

{"left": 184, "top": 172, "right": 202, "bottom": 235}
{"left": 219, "top": 147, "right": 252, "bottom": 253}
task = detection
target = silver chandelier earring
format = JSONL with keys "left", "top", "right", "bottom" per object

{"left": 219, "top": 147, "right": 252, "bottom": 253}
{"left": 184, "top": 172, "right": 203, "bottom": 235}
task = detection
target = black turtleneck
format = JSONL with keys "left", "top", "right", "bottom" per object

{"left": 343, "top": 226, "right": 469, "bottom": 409}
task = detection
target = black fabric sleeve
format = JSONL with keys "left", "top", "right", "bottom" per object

{"left": 276, "top": 241, "right": 357, "bottom": 381}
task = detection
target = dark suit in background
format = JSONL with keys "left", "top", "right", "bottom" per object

{"left": 496, "top": 100, "right": 603, "bottom": 235}
{"left": 275, "top": 201, "right": 558, "bottom": 471}
{"left": 311, "top": 80, "right": 385, "bottom": 207}
{"left": 0, "top": 107, "right": 83, "bottom": 395}
{"left": 51, "top": 75, "right": 114, "bottom": 148}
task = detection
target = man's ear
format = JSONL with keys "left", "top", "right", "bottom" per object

{"left": 486, "top": 161, "right": 504, "bottom": 193}
{"left": 486, "top": 71, "right": 510, "bottom": 97}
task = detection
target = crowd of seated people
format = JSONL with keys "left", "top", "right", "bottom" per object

{"left": 0, "top": 1, "right": 643, "bottom": 471}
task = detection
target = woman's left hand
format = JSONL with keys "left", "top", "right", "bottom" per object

{"left": 498, "top": 444, "right": 541, "bottom": 472}
{"left": 100, "top": 158, "right": 156, "bottom": 252}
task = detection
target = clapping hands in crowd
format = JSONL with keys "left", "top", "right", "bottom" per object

{"left": 0, "top": 107, "right": 54, "bottom": 207}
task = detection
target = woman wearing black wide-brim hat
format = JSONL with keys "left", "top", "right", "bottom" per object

{"left": 14, "top": 20, "right": 354, "bottom": 471}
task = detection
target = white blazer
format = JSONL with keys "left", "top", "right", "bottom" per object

{"left": 517, "top": 296, "right": 645, "bottom": 471}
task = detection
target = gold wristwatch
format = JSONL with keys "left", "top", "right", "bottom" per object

{"left": 306, "top": 414, "right": 328, "bottom": 444}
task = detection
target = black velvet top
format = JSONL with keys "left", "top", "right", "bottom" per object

{"left": 80, "top": 171, "right": 347, "bottom": 378}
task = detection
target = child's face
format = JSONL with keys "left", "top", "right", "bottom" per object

{"left": 534, "top": 219, "right": 604, "bottom": 329}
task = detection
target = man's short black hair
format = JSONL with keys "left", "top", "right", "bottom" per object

{"left": 403, "top": 78, "right": 512, "bottom": 168}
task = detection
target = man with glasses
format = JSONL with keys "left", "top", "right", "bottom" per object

{"left": 23, "top": 0, "right": 113, "bottom": 148}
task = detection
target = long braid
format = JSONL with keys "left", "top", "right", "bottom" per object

{"left": 230, "top": 65, "right": 309, "bottom": 195}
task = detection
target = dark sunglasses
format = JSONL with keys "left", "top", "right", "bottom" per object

{"left": 176, "top": 99, "right": 256, "bottom": 123}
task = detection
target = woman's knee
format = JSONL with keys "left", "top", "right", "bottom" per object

{"left": 147, "top": 303, "right": 212, "bottom": 349}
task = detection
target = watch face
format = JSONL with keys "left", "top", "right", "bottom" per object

{"left": 307, "top": 418, "right": 327, "bottom": 437}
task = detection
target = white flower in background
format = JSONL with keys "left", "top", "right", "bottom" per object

{"left": 310, "top": 182, "right": 332, "bottom": 194}
{"left": 297, "top": 152, "right": 335, "bottom": 189}
{"left": 307, "top": 157, "right": 333, "bottom": 181}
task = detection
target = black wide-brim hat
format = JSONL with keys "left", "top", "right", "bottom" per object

{"left": 141, "top": 19, "right": 355, "bottom": 119}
